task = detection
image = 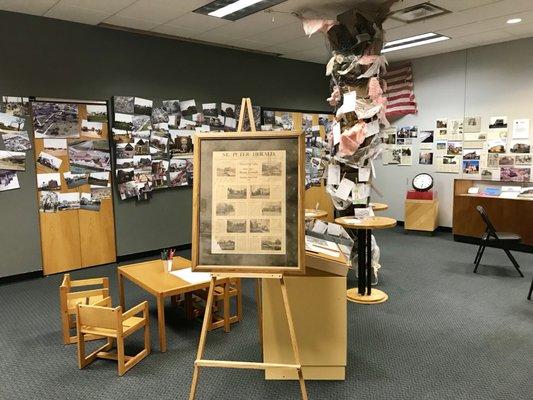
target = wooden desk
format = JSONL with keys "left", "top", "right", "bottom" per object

{"left": 335, "top": 216, "right": 397, "bottom": 304}
{"left": 117, "top": 256, "right": 227, "bottom": 352}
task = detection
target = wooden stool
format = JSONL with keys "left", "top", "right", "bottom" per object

{"left": 335, "top": 216, "right": 397, "bottom": 304}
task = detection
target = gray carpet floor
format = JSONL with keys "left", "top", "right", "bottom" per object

{"left": 0, "top": 227, "right": 531, "bottom": 400}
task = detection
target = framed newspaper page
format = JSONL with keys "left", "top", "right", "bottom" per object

{"left": 191, "top": 131, "right": 305, "bottom": 274}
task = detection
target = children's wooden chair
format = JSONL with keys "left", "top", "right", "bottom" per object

{"left": 59, "top": 274, "right": 110, "bottom": 344}
{"left": 76, "top": 297, "right": 150, "bottom": 376}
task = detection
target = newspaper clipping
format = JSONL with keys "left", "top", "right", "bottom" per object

{"left": 211, "top": 150, "right": 286, "bottom": 255}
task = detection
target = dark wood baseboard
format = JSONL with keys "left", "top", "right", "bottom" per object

{"left": 0, "top": 270, "right": 43, "bottom": 285}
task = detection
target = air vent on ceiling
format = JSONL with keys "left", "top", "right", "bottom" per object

{"left": 390, "top": 2, "right": 450, "bottom": 23}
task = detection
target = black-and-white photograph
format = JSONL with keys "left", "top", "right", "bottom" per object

{"left": 250, "top": 185, "right": 270, "bottom": 199}
{"left": 463, "top": 149, "right": 481, "bottom": 160}
{"left": 515, "top": 154, "right": 532, "bottom": 165}
{"left": 216, "top": 238, "right": 235, "bottom": 251}
{"left": 435, "top": 118, "right": 447, "bottom": 129}
{"left": 420, "top": 130, "right": 434, "bottom": 143}
{"left": 116, "top": 158, "right": 134, "bottom": 169}
{"left": 489, "top": 116, "right": 507, "bottom": 129}
{"left": 80, "top": 192, "right": 101, "bottom": 211}
{"left": 509, "top": 141, "right": 531, "bottom": 153}
{"left": 0, "top": 169, "right": 20, "bottom": 191}
{"left": 397, "top": 126, "right": 418, "bottom": 138}
{"left": 180, "top": 99, "right": 197, "bottom": 117}
{"left": 68, "top": 140, "right": 111, "bottom": 172}
{"left": 63, "top": 171, "right": 88, "bottom": 188}
{"left": 224, "top": 117, "right": 236, "bottom": 131}
{"left": 116, "top": 168, "right": 134, "bottom": 184}
{"left": 58, "top": 192, "right": 80, "bottom": 211}
{"left": 81, "top": 120, "right": 104, "bottom": 138}
{"left": 463, "top": 116, "right": 481, "bottom": 133}
{"left": 418, "top": 152, "right": 433, "bottom": 165}
{"left": 203, "top": 103, "right": 218, "bottom": 117}
{"left": 169, "top": 130, "right": 193, "bottom": 155}
{"left": 37, "top": 151, "right": 62, "bottom": 171}
{"left": 227, "top": 219, "right": 247, "bottom": 233}
{"left": 1, "top": 97, "right": 28, "bottom": 118}
{"left": 262, "top": 201, "right": 282, "bottom": 216}
{"left": 0, "top": 150, "right": 26, "bottom": 171}
{"left": 114, "top": 96, "right": 134, "bottom": 114}
{"left": 88, "top": 171, "right": 109, "bottom": 187}
{"left": 151, "top": 107, "right": 169, "bottom": 125}
{"left": 0, "top": 112, "right": 25, "bottom": 133}
{"left": 132, "top": 130, "right": 150, "bottom": 141}
{"left": 227, "top": 186, "right": 247, "bottom": 199}
{"left": 150, "top": 134, "right": 169, "bottom": 157}
{"left": 250, "top": 219, "right": 270, "bottom": 233}
{"left": 39, "top": 190, "right": 59, "bottom": 212}
{"left": 261, "top": 237, "right": 282, "bottom": 251}
{"left": 274, "top": 112, "right": 293, "bottom": 130}
{"left": 132, "top": 115, "right": 151, "bottom": 132}
{"left": 113, "top": 113, "right": 133, "bottom": 132}
{"left": 133, "top": 155, "right": 152, "bottom": 170}
{"left": 220, "top": 102, "right": 235, "bottom": 118}
{"left": 151, "top": 159, "right": 168, "bottom": 180}
{"left": 216, "top": 165, "right": 236, "bottom": 177}
{"left": 162, "top": 99, "right": 180, "bottom": 115}
{"left": 31, "top": 102, "right": 78, "bottom": 138}
{"left": 133, "top": 97, "right": 153, "bottom": 116}
{"left": 91, "top": 186, "right": 112, "bottom": 201}
{"left": 116, "top": 143, "right": 135, "bottom": 158}
{"left": 86, "top": 105, "right": 107, "bottom": 122}
{"left": 263, "top": 110, "right": 275, "bottom": 125}
{"left": 2, "top": 131, "right": 31, "bottom": 151}
{"left": 262, "top": 161, "right": 282, "bottom": 176}
{"left": 112, "top": 129, "right": 132, "bottom": 144}
{"left": 37, "top": 173, "right": 61, "bottom": 191}
{"left": 134, "top": 138, "right": 150, "bottom": 155}
{"left": 216, "top": 202, "right": 235, "bottom": 216}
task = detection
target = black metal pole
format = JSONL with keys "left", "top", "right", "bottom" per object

{"left": 366, "top": 229, "right": 372, "bottom": 295}
{"left": 357, "top": 229, "right": 365, "bottom": 295}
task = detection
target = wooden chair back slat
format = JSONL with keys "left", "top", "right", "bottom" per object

{"left": 78, "top": 304, "right": 120, "bottom": 330}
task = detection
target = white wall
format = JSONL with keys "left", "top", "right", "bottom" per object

{"left": 374, "top": 37, "right": 533, "bottom": 227}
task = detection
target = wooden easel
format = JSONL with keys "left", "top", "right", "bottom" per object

{"left": 189, "top": 100, "right": 308, "bottom": 399}
{"left": 189, "top": 273, "right": 308, "bottom": 400}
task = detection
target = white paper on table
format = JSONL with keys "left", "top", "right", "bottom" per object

{"left": 512, "top": 119, "right": 529, "bottom": 139}
{"left": 327, "top": 164, "right": 341, "bottom": 185}
{"left": 335, "top": 178, "right": 355, "bottom": 200}
{"left": 342, "top": 218, "right": 363, "bottom": 224}
{"left": 353, "top": 207, "right": 374, "bottom": 219}
{"left": 332, "top": 121, "right": 341, "bottom": 145}
{"left": 358, "top": 167, "right": 371, "bottom": 182}
{"left": 499, "top": 192, "right": 520, "bottom": 199}
{"left": 305, "top": 235, "right": 340, "bottom": 252}
{"left": 311, "top": 219, "right": 328, "bottom": 234}
{"left": 327, "top": 223, "right": 343, "bottom": 236}
{"left": 306, "top": 243, "right": 340, "bottom": 258}
{"left": 366, "top": 119, "right": 380, "bottom": 137}
{"left": 501, "top": 186, "right": 521, "bottom": 192}
{"left": 170, "top": 268, "right": 211, "bottom": 284}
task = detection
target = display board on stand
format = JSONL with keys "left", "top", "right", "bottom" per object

{"left": 189, "top": 98, "right": 308, "bottom": 400}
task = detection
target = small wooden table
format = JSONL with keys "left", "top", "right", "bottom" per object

{"left": 304, "top": 209, "right": 328, "bottom": 220}
{"left": 118, "top": 256, "right": 226, "bottom": 352}
{"left": 370, "top": 202, "right": 388, "bottom": 211}
{"left": 335, "top": 216, "right": 397, "bottom": 304}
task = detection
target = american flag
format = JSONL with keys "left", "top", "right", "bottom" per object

{"left": 384, "top": 62, "right": 418, "bottom": 118}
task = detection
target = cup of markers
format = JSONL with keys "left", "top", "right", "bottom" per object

{"left": 161, "top": 248, "right": 175, "bottom": 273}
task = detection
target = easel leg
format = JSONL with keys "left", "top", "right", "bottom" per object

{"left": 279, "top": 277, "right": 308, "bottom": 400}
{"left": 189, "top": 276, "right": 217, "bottom": 400}
{"left": 256, "top": 278, "right": 264, "bottom": 350}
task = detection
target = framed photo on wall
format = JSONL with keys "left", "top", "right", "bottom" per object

{"left": 191, "top": 131, "right": 305, "bottom": 274}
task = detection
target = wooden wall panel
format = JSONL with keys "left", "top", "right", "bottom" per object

{"left": 79, "top": 198, "right": 116, "bottom": 267}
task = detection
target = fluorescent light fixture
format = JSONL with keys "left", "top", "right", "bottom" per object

{"left": 382, "top": 33, "right": 449, "bottom": 53}
{"left": 506, "top": 18, "right": 522, "bottom": 24}
{"left": 209, "top": 0, "right": 264, "bottom": 18}
{"left": 194, "top": 0, "right": 286, "bottom": 21}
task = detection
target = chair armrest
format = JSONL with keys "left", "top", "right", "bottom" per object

{"left": 122, "top": 301, "right": 148, "bottom": 320}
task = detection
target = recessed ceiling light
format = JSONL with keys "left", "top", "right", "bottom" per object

{"left": 382, "top": 33, "right": 450, "bottom": 53}
{"left": 194, "top": 0, "right": 287, "bottom": 21}
{"left": 506, "top": 18, "right": 522, "bottom": 24}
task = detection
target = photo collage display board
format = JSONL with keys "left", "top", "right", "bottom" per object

{"left": 381, "top": 116, "right": 532, "bottom": 184}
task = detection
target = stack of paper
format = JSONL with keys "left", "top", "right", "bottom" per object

{"left": 170, "top": 267, "right": 211, "bottom": 284}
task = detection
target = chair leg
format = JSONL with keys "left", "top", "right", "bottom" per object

{"left": 473, "top": 243, "right": 484, "bottom": 264}
{"left": 144, "top": 320, "right": 151, "bottom": 355}
{"left": 473, "top": 245, "right": 486, "bottom": 273}
{"left": 528, "top": 278, "right": 533, "bottom": 300}
{"left": 502, "top": 248, "right": 524, "bottom": 277}
{"left": 77, "top": 332, "right": 86, "bottom": 369}
{"left": 117, "top": 337, "right": 126, "bottom": 376}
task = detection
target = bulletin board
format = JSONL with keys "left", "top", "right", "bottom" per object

{"left": 31, "top": 98, "right": 116, "bottom": 275}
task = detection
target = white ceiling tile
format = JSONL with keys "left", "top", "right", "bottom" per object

{"left": 45, "top": 4, "right": 108, "bottom": 24}
{"left": 264, "top": 33, "right": 327, "bottom": 52}
{"left": 0, "top": 0, "right": 58, "bottom": 15}
{"left": 163, "top": 11, "right": 229, "bottom": 33}
{"left": 115, "top": 0, "right": 198, "bottom": 24}
{"left": 54, "top": 0, "right": 137, "bottom": 14}
{"left": 459, "top": 29, "right": 514, "bottom": 45}
{"left": 103, "top": 14, "right": 161, "bottom": 31}
{"left": 245, "top": 20, "right": 305, "bottom": 43}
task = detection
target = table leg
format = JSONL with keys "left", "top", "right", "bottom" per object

{"left": 357, "top": 229, "right": 366, "bottom": 295}
{"left": 366, "top": 229, "right": 372, "bottom": 295}
{"left": 156, "top": 295, "right": 167, "bottom": 353}
{"left": 117, "top": 270, "right": 125, "bottom": 310}
{"left": 223, "top": 281, "right": 230, "bottom": 333}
